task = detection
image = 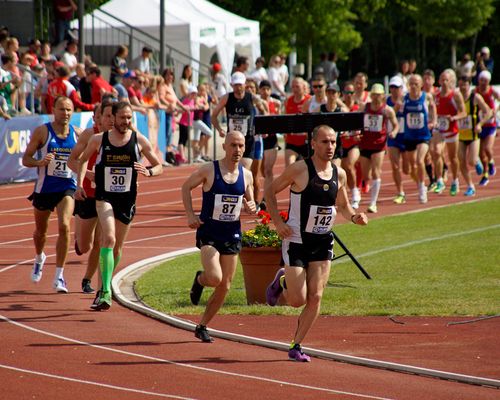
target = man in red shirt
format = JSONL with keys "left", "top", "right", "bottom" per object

{"left": 47, "top": 65, "right": 94, "bottom": 114}
{"left": 87, "top": 66, "right": 117, "bottom": 104}
{"left": 284, "top": 77, "right": 311, "bottom": 166}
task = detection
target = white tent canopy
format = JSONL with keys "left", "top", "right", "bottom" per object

{"left": 80, "top": 0, "right": 261, "bottom": 81}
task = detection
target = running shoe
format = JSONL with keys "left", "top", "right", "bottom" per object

{"left": 53, "top": 278, "right": 68, "bottom": 293}
{"left": 190, "top": 271, "right": 204, "bottom": 305}
{"left": 259, "top": 200, "right": 267, "bottom": 211}
{"left": 393, "top": 194, "right": 406, "bottom": 204}
{"left": 266, "top": 268, "right": 285, "bottom": 306}
{"left": 81, "top": 279, "right": 95, "bottom": 293}
{"left": 90, "top": 290, "right": 102, "bottom": 310}
{"left": 194, "top": 324, "right": 214, "bottom": 343}
{"left": 361, "top": 181, "right": 370, "bottom": 194}
{"left": 31, "top": 253, "right": 46, "bottom": 283}
{"left": 488, "top": 162, "right": 496, "bottom": 176}
{"left": 193, "top": 156, "right": 204, "bottom": 163}
{"left": 427, "top": 182, "right": 437, "bottom": 192}
{"left": 351, "top": 200, "right": 359, "bottom": 210}
{"left": 479, "top": 175, "right": 489, "bottom": 186}
{"left": 366, "top": 204, "right": 378, "bottom": 213}
{"left": 288, "top": 344, "right": 311, "bottom": 362}
{"left": 464, "top": 187, "right": 476, "bottom": 197}
{"left": 450, "top": 182, "right": 459, "bottom": 196}
{"left": 433, "top": 181, "right": 445, "bottom": 194}
{"left": 419, "top": 190, "right": 428, "bottom": 204}
{"left": 475, "top": 161, "right": 484, "bottom": 176}
{"left": 94, "top": 291, "right": 111, "bottom": 311}
{"left": 74, "top": 240, "right": 82, "bottom": 256}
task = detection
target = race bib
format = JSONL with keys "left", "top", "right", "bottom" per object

{"left": 305, "top": 205, "right": 336, "bottom": 234}
{"left": 212, "top": 194, "right": 243, "bottom": 221}
{"left": 364, "top": 114, "right": 383, "bottom": 132}
{"left": 104, "top": 166, "right": 132, "bottom": 193}
{"left": 458, "top": 115, "right": 472, "bottom": 130}
{"left": 407, "top": 112, "right": 424, "bottom": 129}
{"left": 438, "top": 116, "right": 450, "bottom": 132}
{"left": 228, "top": 117, "right": 249, "bottom": 135}
{"left": 47, "top": 153, "right": 72, "bottom": 178}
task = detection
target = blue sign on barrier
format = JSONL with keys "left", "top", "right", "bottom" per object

{"left": 0, "top": 110, "right": 166, "bottom": 184}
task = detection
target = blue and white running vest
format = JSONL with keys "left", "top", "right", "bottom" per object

{"left": 403, "top": 92, "right": 431, "bottom": 141}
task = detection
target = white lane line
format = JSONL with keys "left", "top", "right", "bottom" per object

{"left": 0, "top": 314, "right": 394, "bottom": 400}
{"left": 333, "top": 223, "right": 500, "bottom": 264}
{"left": 0, "top": 363, "right": 196, "bottom": 399}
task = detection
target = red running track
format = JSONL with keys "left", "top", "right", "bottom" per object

{"left": 1, "top": 146, "right": 499, "bottom": 399}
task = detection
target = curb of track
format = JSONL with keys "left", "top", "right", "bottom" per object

{"left": 112, "top": 250, "right": 500, "bottom": 390}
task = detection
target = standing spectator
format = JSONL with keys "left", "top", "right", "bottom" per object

{"left": 53, "top": 0, "right": 77, "bottom": 45}
{"left": 178, "top": 85, "right": 198, "bottom": 163}
{"left": 69, "top": 63, "right": 85, "bottom": 91}
{"left": 18, "top": 52, "right": 35, "bottom": 114}
{"left": 0, "top": 54, "right": 20, "bottom": 111}
{"left": 210, "top": 63, "right": 228, "bottom": 100}
{"left": 278, "top": 53, "right": 289, "bottom": 91}
{"left": 473, "top": 47, "right": 494, "bottom": 84}
{"left": 408, "top": 58, "right": 417, "bottom": 75}
{"left": 268, "top": 55, "right": 286, "bottom": 99}
{"left": 4, "top": 37, "right": 20, "bottom": 77}
{"left": 250, "top": 56, "right": 268, "bottom": 86}
{"left": 457, "top": 53, "right": 475, "bottom": 78}
{"left": 87, "top": 66, "right": 116, "bottom": 104}
{"left": 132, "top": 46, "right": 153, "bottom": 75}
{"left": 179, "top": 64, "right": 192, "bottom": 98}
{"left": 234, "top": 56, "right": 250, "bottom": 75}
{"left": 109, "top": 45, "right": 128, "bottom": 86}
{"left": 61, "top": 40, "right": 78, "bottom": 76}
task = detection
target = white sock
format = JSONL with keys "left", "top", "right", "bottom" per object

{"left": 35, "top": 252, "right": 45, "bottom": 263}
{"left": 352, "top": 187, "right": 360, "bottom": 202}
{"left": 370, "top": 179, "right": 381, "bottom": 205}
{"left": 437, "top": 177, "right": 444, "bottom": 184}
{"left": 55, "top": 267, "right": 64, "bottom": 280}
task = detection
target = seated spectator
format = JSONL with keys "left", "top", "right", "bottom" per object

{"left": 109, "top": 44, "right": 128, "bottom": 86}
{"left": 39, "top": 41, "right": 57, "bottom": 65}
{"left": 26, "top": 39, "right": 41, "bottom": 68}
{"left": 0, "top": 54, "right": 20, "bottom": 112}
{"left": 132, "top": 46, "right": 153, "bottom": 75}
{"left": 46, "top": 65, "right": 94, "bottom": 113}
{"left": 121, "top": 70, "right": 147, "bottom": 114}
{"left": 61, "top": 40, "right": 78, "bottom": 76}
{"left": 69, "top": 62, "right": 85, "bottom": 91}
{"left": 86, "top": 65, "right": 116, "bottom": 103}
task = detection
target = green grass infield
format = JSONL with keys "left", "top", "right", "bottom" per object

{"left": 135, "top": 197, "right": 500, "bottom": 316}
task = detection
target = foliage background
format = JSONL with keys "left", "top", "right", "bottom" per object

{"left": 34, "top": 0, "right": 499, "bottom": 81}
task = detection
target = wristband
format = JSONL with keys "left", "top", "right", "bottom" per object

{"left": 351, "top": 214, "right": 357, "bottom": 223}
{"left": 148, "top": 168, "right": 153, "bottom": 177}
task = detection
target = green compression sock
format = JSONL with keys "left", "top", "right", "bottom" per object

{"left": 100, "top": 247, "right": 114, "bottom": 294}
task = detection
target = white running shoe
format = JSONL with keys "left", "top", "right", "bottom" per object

{"left": 351, "top": 200, "right": 359, "bottom": 210}
{"left": 53, "top": 278, "right": 68, "bottom": 293}
{"left": 31, "top": 253, "right": 46, "bottom": 283}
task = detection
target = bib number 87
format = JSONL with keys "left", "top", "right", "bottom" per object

{"left": 222, "top": 203, "right": 236, "bottom": 214}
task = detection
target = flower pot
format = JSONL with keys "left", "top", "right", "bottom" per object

{"left": 239, "top": 246, "right": 283, "bottom": 305}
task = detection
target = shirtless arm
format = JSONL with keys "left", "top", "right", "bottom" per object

{"left": 181, "top": 163, "right": 212, "bottom": 228}
{"left": 385, "top": 106, "right": 399, "bottom": 139}
{"left": 211, "top": 94, "right": 228, "bottom": 137}
{"left": 474, "top": 95, "right": 494, "bottom": 134}
{"left": 75, "top": 134, "right": 102, "bottom": 200}
{"left": 336, "top": 167, "right": 368, "bottom": 225}
{"left": 68, "top": 127, "right": 91, "bottom": 173}
{"left": 452, "top": 91, "right": 467, "bottom": 121}
{"left": 135, "top": 133, "right": 163, "bottom": 177}
{"left": 22, "top": 125, "right": 52, "bottom": 168}
{"left": 243, "top": 168, "right": 257, "bottom": 214}
{"left": 264, "top": 161, "right": 305, "bottom": 238}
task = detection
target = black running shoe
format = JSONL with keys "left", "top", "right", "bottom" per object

{"left": 190, "top": 271, "right": 204, "bottom": 305}
{"left": 75, "top": 240, "right": 82, "bottom": 256}
{"left": 81, "top": 279, "right": 95, "bottom": 293}
{"left": 90, "top": 289, "right": 101, "bottom": 310}
{"left": 195, "top": 324, "right": 214, "bottom": 343}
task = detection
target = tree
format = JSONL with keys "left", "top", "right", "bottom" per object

{"left": 411, "top": 0, "right": 495, "bottom": 67}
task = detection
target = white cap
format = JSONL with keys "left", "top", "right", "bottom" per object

{"left": 478, "top": 70, "right": 492, "bottom": 82}
{"left": 231, "top": 71, "right": 246, "bottom": 85}
{"left": 481, "top": 46, "right": 490, "bottom": 55}
{"left": 188, "top": 84, "right": 198, "bottom": 94}
{"left": 389, "top": 76, "right": 404, "bottom": 87}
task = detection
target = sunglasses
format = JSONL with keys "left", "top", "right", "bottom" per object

{"left": 312, "top": 84, "right": 324, "bottom": 89}
{"left": 343, "top": 90, "right": 354, "bottom": 94}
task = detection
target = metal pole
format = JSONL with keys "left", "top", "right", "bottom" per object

{"left": 160, "top": 0, "right": 165, "bottom": 73}
{"left": 78, "top": 0, "right": 85, "bottom": 63}
{"left": 39, "top": 0, "right": 44, "bottom": 41}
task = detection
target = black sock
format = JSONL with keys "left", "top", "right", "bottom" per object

{"left": 425, "top": 164, "right": 434, "bottom": 183}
